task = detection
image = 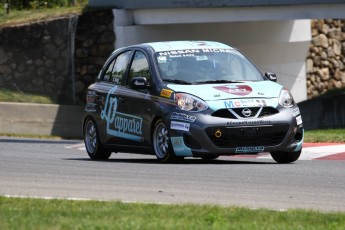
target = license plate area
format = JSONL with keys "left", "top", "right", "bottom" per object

{"left": 237, "top": 125, "right": 273, "bottom": 137}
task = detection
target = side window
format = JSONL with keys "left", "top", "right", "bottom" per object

{"left": 128, "top": 51, "right": 151, "bottom": 85}
{"left": 103, "top": 51, "right": 131, "bottom": 84}
{"left": 103, "top": 60, "right": 115, "bottom": 82}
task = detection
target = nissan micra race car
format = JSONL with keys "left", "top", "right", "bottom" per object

{"left": 83, "top": 41, "right": 304, "bottom": 163}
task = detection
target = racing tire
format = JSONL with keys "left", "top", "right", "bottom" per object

{"left": 270, "top": 149, "right": 301, "bottom": 164}
{"left": 83, "top": 118, "right": 111, "bottom": 160}
{"left": 152, "top": 119, "right": 178, "bottom": 163}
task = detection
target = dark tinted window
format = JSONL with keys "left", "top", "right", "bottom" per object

{"left": 128, "top": 51, "right": 151, "bottom": 84}
{"left": 103, "top": 51, "right": 131, "bottom": 84}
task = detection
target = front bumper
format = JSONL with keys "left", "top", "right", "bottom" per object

{"left": 168, "top": 106, "right": 304, "bottom": 157}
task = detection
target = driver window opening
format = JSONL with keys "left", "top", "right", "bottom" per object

{"left": 103, "top": 51, "right": 131, "bottom": 84}
{"left": 128, "top": 51, "right": 151, "bottom": 85}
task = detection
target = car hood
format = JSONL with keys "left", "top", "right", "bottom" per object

{"left": 167, "top": 81, "right": 282, "bottom": 101}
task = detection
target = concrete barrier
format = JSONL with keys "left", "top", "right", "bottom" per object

{"left": 0, "top": 102, "right": 83, "bottom": 139}
{"left": 298, "top": 93, "right": 345, "bottom": 130}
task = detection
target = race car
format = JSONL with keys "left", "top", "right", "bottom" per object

{"left": 82, "top": 41, "right": 303, "bottom": 163}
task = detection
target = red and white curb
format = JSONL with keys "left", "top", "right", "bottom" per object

{"left": 66, "top": 143, "right": 345, "bottom": 161}
{"left": 256, "top": 143, "right": 345, "bottom": 160}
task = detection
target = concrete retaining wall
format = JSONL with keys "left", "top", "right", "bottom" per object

{"left": 0, "top": 102, "right": 83, "bottom": 139}
{"left": 298, "top": 93, "right": 345, "bottom": 130}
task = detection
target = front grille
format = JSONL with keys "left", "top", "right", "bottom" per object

{"left": 258, "top": 107, "right": 279, "bottom": 117}
{"left": 231, "top": 107, "right": 261, "bottom": 118}
{"left": 206, "top": 124, "right": 289, "bottom": 148}
{"left": 212, "top": 109, "right": 236, "bottom": 119}
{"left": 212, "top": 107, "right": 279, "bottom": 119}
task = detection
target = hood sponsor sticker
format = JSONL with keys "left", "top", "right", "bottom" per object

{"left": 214, "top": 85, "right": 252, "bottom": 96}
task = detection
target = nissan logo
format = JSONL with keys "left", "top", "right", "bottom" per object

{"left": 242, "top": 108, "right": 252, "bottom": 117}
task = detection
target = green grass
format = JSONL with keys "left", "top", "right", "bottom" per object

{"left": 304, "top": 128, "right": 345, "bottom": 143}
{"left": 0, "top": 5, "right": 85, "bottom": 28}
{"left": 0, "top": 89, "right": 55, "bottom": 104}
{"left": 1, "top": 197, "right": 345, "bottom": 230}
{"left": 0, "top": 133, "right": 62, "bottom": 140}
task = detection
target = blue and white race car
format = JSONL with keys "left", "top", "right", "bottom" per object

{"left": 83, "top": 41, "right": 303, "bottom": 163}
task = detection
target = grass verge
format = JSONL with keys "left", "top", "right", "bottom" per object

{"left": 304, "top": 128, "right": 345, "bottom": 143}
{"left": 0, "top": 89, "right": 55, "bottom": 104}
{"left": 0, "top": 6, "right": 84, "bottom": 28}
{"left": 1, "top": 197, "right": 345, "bottom": 230}
{"left": 0, "top": 133, "right": 62, "bottom": 140}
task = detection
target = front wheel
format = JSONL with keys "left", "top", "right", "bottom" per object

{"left": 83, "top": 118, "right": 111, "bottom": 160}
{"left": 152, "top": 119, "right": 178, "bottom": 163}
{"left": 270, "top": 149, "right": 301, "bottom": 164}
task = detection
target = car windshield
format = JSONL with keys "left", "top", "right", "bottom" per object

{"left": 155, "top": 49, "right": 264, "bottom": 84}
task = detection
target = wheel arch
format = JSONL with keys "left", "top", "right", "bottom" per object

{"left": 82, "top": 115, "right": 105, "bottom": 145}
{"left": 150, "top": 116, "right": 163, "bottom": 143}
{"left": 82, "top": 115, "right": 95, "bottom": 137}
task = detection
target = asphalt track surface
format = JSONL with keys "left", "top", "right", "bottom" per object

{"left": 1, "top": 137, "right": 345, "bottom": 212}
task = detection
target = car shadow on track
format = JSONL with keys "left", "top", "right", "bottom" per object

{"left": 63, "top": 157, "right": 275, "bottom": 165}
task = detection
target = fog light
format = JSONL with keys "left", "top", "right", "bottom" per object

{"left": 215, "top": 129, "right": 222, "bottom": 138}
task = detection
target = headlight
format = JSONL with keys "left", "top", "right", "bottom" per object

{"left": 175, "top": 93, "right": 208, "bottom": 111}
{"left": 278, "top": 88, "right": 294, "bottom": 108}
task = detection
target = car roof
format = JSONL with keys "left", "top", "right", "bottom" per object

{"left": 143, "top": 41, "right": 234, "bottom": 52}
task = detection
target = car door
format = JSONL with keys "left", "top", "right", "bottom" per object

{"left": 118, "top": 50, "right": 156, "bottom": 147}
{"left": 95, "top": 50, "right": 136, "bottom": 146}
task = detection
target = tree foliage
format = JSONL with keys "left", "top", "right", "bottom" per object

{"left": 6, "top": 0, "right": 84, "bottom": 10}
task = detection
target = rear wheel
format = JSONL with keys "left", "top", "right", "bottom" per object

{"left": 152, "top": 119, "right": 178, "bottom": 163}
{"left": 83, "top": 118, "right": 111, "bottom": 160}
{"left": 270, "top": 149, "right": 301, "bottom": 164}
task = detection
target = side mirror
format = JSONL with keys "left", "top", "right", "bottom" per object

{"left": 265, "top": 72, "right": 277, "bottom": 82}
{"left": 129, "top": 77, "right": 149, "bottom": 90}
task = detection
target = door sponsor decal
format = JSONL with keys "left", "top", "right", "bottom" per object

{"left": 101, "top": 86, "right": 144, "bottom": 142}
{"left": 170, "top": 121, "right": 190, "bottom": 131}
{"left": 214, "top": 85, "right": 252, "bottom": 96}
